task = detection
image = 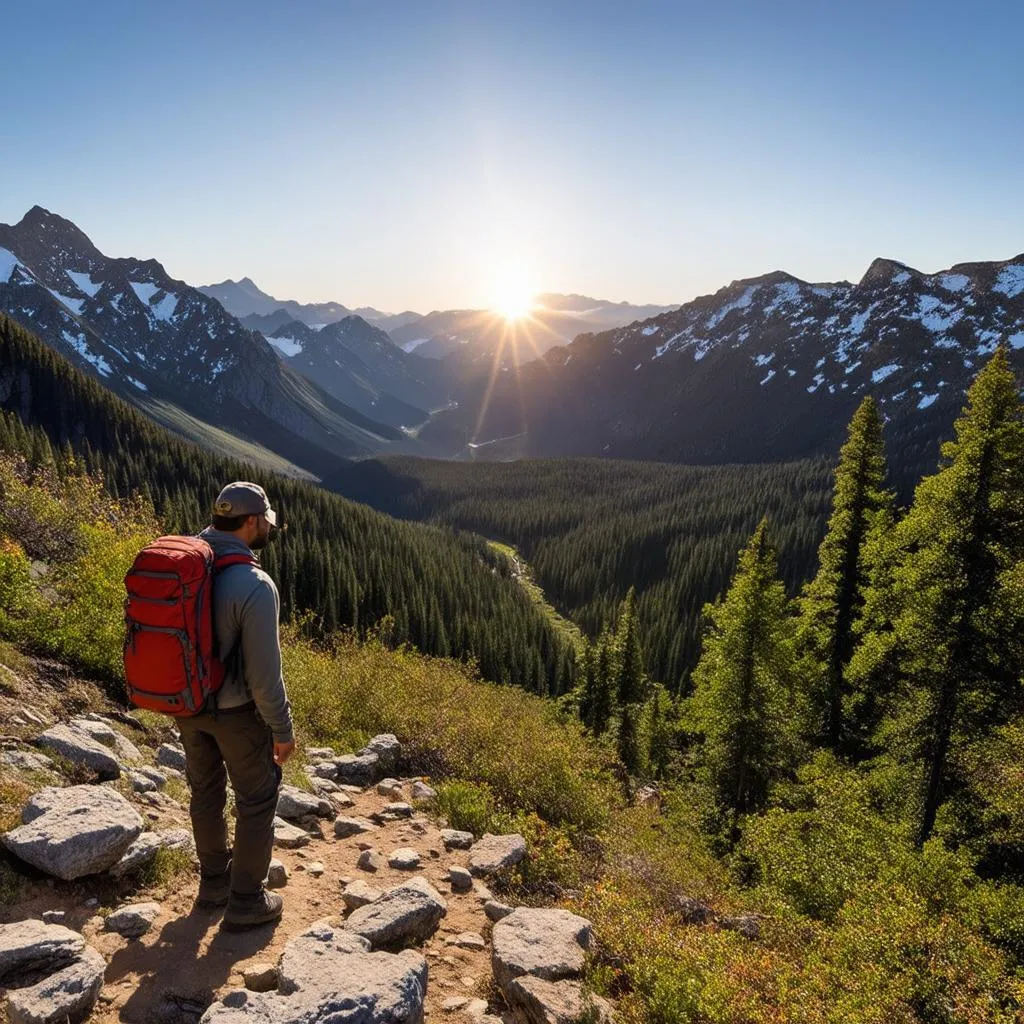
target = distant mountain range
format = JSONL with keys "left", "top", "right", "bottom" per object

{"left": 0, "top": 208, "right": 420, "bottom": 476}
{"left": 422, "top": 255, "right": 1024, "bottom": 475}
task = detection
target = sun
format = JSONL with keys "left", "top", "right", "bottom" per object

{"left": 489, "top": 267, "right": 536, "bottom": 322}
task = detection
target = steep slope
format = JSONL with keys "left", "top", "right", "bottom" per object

{"left": 0, "top": 208, "right": 403, "bottom": 475}
{"left": 266, "top": 316, "right": 448, "bottom": 428}
{"left": 422, "top": 257, "right": 1024, "bottom": 467}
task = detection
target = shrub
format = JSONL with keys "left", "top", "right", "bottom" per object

{"left": 435, "top": 780, "right": 495, "bottom": 836}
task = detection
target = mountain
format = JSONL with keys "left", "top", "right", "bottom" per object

{"left": 198, "top": 276, "right": 403, "bottom": 329}
{"left": 388, "top": 295, "right": 678, "bottom": 360}
{"left": 265, "top": 316, "right": 449, "bottom": 428}
{"left": 420, "top": 256, "right": 1024, "bottom": 471}
{"left": 0, "top": 207, "right": 405, "bottom": 476}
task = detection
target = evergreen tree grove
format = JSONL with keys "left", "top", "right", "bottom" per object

{"left": 799, "top": 396, "right": 892, "bottom": 749}
{"left": 688, "top": 519, "right": 800, "bottom": 834}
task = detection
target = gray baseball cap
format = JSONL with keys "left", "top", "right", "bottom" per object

{"left": 213, "top": 481, "right": 277, "bottom": 526}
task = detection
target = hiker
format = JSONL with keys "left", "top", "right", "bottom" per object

{"left": 177, "top": 481, "right": 296, "bottom": 929}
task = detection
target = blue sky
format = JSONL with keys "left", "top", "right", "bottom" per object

{"left": 2, "top": 1, "right": 1022, "bottom": 312}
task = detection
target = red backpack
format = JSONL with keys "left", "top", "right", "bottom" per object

{"left": 123, "top": 536, "right": 256, "bottom": 716}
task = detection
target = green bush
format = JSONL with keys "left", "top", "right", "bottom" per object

{"left": 435, "top": 780, "right": 495, "bottom": 836}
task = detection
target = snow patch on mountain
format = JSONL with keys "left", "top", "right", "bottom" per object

{"left": 0, "top": 248, "right": 24, "bottom": 284}
{"left": 705, "top": 285, "right": 759, "bottom": 330}
{"left": 62, "top": 329, "right": 111, "bottom": 376}
{"left": 65, "top": 270, "right": 101, "bottom": 297}
{"left": 994, "top": 264, "right": 1024, "bottom": 298}
{"left": 872, "top": 364, "right": 901, "bottom": 383}
{"left": 936, "top": 273, "right": 970, "bottom": 292}
{"left": 129, "top": 281, "right": 178, "bottom": 321}
{"left": 269, "top": 335, "right": 304, "bottom": 357}
{"left": 48, "top": 290, "right": 85, "bottom": 315}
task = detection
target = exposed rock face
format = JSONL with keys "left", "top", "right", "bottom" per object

{"left": 3, "top": 785, "right": 143, "bottom": 880}
{"left": 0, "top": 749, "right": 55, "bottom": 772}
{"left": 35, "top": 724, "right": 120, "bottom": 780}
{"left": 362, "top": 734, "right": 401, "bottom": 775}
{"left": 468, "top": 833, "right": 527, "bottom": 877}
{"left": 345, "top": 877, "right": 447, "bottom": 949}
{"left": 200, "top": 920, "right": 427, "bottom": 1024}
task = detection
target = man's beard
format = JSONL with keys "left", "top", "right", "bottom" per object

{"left": 250, "top": 530, "right": 270, "bottom": 551}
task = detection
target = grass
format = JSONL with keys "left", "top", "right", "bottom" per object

{"left": 136, "top": 846, "right": 195, "bottom": 891}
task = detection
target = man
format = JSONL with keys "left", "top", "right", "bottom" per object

{"left": 177, "top": 481, "right": 296, "bottom": 930}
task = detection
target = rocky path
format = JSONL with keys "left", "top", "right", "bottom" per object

{"left": 0, "top": 701, "right": 611, "bottom": 1024}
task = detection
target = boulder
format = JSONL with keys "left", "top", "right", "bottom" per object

{"left": 0, "top": 921, "right": 84, "bottom": 984}
{"left": 5, "top": 945, "right": 106, "bottom": 1024}
{"left": 361, "top": 734, "right": 401, "bottom": 775}
{"left": 272, "top": 817, "right": 310, "bottom": 849}
{"left": 468, "top": 833, "right": 527, "bottom": 877}
{"left": 69, "top": 717, "right": 119, "bottom": 748}
{"left": 108, "top": 831, "right": 164, "bottom": 877}
{"left": 278, "top": 920, "right": 371, "bottom": 993}
{"left": 305, "top": 747, "right": 336, "bottom": 760}
{"left": 449, "top": 866, "right": 473, "bottom": 892}
{"left": 306, "top": 762, "right": 338, "bottom": 781}
{"left": 345, "top": 876, "right": 447, "bottom": 949}
{"left": 388, "top": 848, "right": 421, "bottom": 870}
{"left": 0, "top": 749, "right": 54, "bottom": 773}
{"left": 441, "top": 829, "right": 475, "bottom": 851}
{"left": 504, "top": 975, "right": 613, "bottom": 1024}
{"left": 133, "top": 765, "right": 168, "bottom": 788}
{"left": 334, "top": 816, "right": 378, "bottom": 839}
{"left": 276, "top": 785, "right": 333, "bottom": 821}
{"left": 342, "top": 879, "right": 383, "bottom": 911}
{"left": 333, "top": 752, "right": 380, "bottom": 786}
{"left": 3, "top": 785, "right": 143, "bottom": 880}
{"left": 491, "top": 908, "right": 593, "bottom": 990}
{"left": 410, "top": 780, "right": 437, "bottom": 801}
{"left": 105, "top": 902, "right": 160, "bottom": 938}
{"left": 201, "top": 947, "right": 426, "bottom": 1024}
{"left": 128, "top": 771, "right": 157, "bottom": 794}
{"left": 35, "top": 725, "right": 120, "bottom": 780}
{"left": 156, "top": 743, "right": 187, "bottom": 771}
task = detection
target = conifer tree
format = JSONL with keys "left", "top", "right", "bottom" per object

{"left": 850, "top": 347, "right": 1024, "bottom": 846}
{"left": 617, "top": 701, "right": 643, "bottom": 775}
{"left": 689, "top": 519, "right": 799, "bottom": 833}
{"left": 799, "top": 396, "right": 892, "bottom": 748}
{"left": 591, "top": 630, "right": 616, "bottom": 736}
{"left": 577, "top": 640, "right": 599, "bottom": 731}
{"left": 614, "top": 587, "right": 645, "bottom": 705}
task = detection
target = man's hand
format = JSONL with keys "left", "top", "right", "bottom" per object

{"left": 273, "top": 738, "right": 296, "bottom": 766}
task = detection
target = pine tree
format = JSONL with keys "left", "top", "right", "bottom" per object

{"left": 617, "top": 701, "right": 643, "bottom": 775}
{"left": 614, "top": 587, "right": 645, "bottom": 705}
{"left": 799, "top": 397, "right": 891, "bottom": 749}
{"left": 851, "top": 347, "right": 1024, "bottom": 846}
{"left": 688, "top": 519, "right": 799, "bottom": 834}
{"left": 591, "top": 630, "right": 615, "bottom": 736}
{"left": 577, "top": 640, "right": 599, "bottom": 730}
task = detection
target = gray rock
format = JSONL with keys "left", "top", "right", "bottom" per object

{"left": 35, "top": 724, "right": 120, "bottom": 780}
{"left": 361, "top": 733, "right": 401, "bottom": 775}
{"left": 720, "top": 913, "right": 761, "bottom": 940}
{"left": 485, "top": 899, "right": 514, "bottom": 922}
{"left": 108, "top": 831, "right": 164, "bottom": 877}
{"left": 305, "top": 747, "right": 336, "bottom": 760}
{"left": 272, "top": 817, "right": 310, "bottom": 849}
{"left": 345, "top": 876, "right": 447, "bottom": 949}
{"left": 0, "top": 921, "right": 84, "bottom": 984}
{"left": 105, "top": 902, "right": 160, "bottom": 938}
{"left": 441, "top": 829, "right": 475, "bottom": 851}
{"left": 242, "top": 962, "right": 279, "bottom": 992}
{"left": 376, "top": 778, "right": 404, "bottom": 799}
{"left": 446, "top": 932, "right": 486, "bottom": 951}
{"left": 306, "top": 774, "right": 339, "bottom": 792}
{"left": 504, "top": 975, "right": 613, "bottom": 1024}
{"left": 357, "top": 849, "right": 384, "bottom": 873}
{"left": 468, "top": 833, "right": 527, "bottom": 877}
{"left": 69, "top": 717, "right": 119, "bottom": 748}
{"left": 40, "top": 912, "right": 66, "bottom": 926}
{"left": 200, "top": 948, "right": 426, "bottom": 1024}
{"left": 328, "top": 791, "right": 355, "bottom": 812}
{"left": 278, "top": 919, "right": 371, "bottom": 993}
{"left": 134, "top": 765, "right": 168, "bottom": 788}
{"left": 443, "top": 996, "right": 470, "bottom": 1012}
{"left": 128, "top": 771, "right": 157, "bottom": 794}
{"left": 342, "top": 879, "right": 383, "bottom": 911}
{"left": 307, "top": 762, "right": 338, "bottom": 780}
{"left": 267, "top": 859, "right": 289, "bottom": 888}
{"left": 110, "top": 732, "right": 144, "bottom": 763}
{"left": 388, "top": 848, "right": 421, "bottom": 870}
{"left": 334, "top": 816, "right": 378, "bottom": 839}
{"left": 306, "top": 862, "right": 325, "bottom": 878}
{"left": 276, "top": 785, "right": 333, "bottom": 821}
{"left": 410, "top": 781, "right": 437, "bottom": 802}
{"left": 3, "top": 785, "right": 143, "bottom": 880}
{"left": 491, "top": 908, "right": 593, "bottom": 990}
{"left": 0, "top": 749, "right": 54, "bottom": 773}
{"left": 372, "top": 802, "right": 413, "bottom": 824}
{"left": 6, "top": 945, "right": 106, "bottom": 1024}
{"left": 333, "top": 752, "right": 380, "bottom": 786}
{"left": 449, "top": 866, "right": 473, "bottom": 892}
{"left": 156, "top": 743, "right": 187, "bottom": 771}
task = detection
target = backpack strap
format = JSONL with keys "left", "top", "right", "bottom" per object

{"left": 208, "top": 552, "right": 259, "bottom": 717}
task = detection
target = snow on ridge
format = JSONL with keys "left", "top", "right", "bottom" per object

{"left": 48, "top": 289, "right": 84, "bottom": 315}
{"left": 759, "top": 369, "right": 776, "bottom": 385}
{"left": 1008, "top": 331, "right": 1024, "bottom": 350}
{"left": 705, "top": 285, "right": 759, "bottom": 330}
{"left": 61, "top": 329, "right": 111, "bottom": 376}
{"left": 641, "top": 325, "right": 660, "bottom": 336}
{"left": 0, "top": 247, "right": 24, "bottom": 284}
{"left": 129, "top": 281, "right": 178, "bottom": 321}
{"left": 269, "top": 335, "right": 303, "bottom": 358}
{"left": 753, "top": 352, "right": 775, "bottom": 367}
{"left": 872, "top": 363, "right": 900, "bottom": 383}
{"left": 763, "top": 281, "right": 805, "bottom": 314}
{"left": 65, "top": 269, "right": 101, "bottom": 297}
{"left": 936, "top": 273, "right": 970, "bottom": 292}
{"left": 401, "top": 338, "right": 430, "bottom": 353}
{"left": 994, "top": 264, "right": 1024, "bottom": 298}
{"left": 126, "top": 376, "right": 148, "bottom": 392}
{"left": 916, "top": 294, "right": 962, "bottom": 333}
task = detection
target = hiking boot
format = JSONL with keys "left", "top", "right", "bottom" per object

{"left": 221, "top": 887, "right": 284, "bottom": 931}
{"left": 196, "top": 860, "right": 232, "bottom": 908}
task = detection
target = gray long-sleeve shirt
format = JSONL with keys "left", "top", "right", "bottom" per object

{"left": 199, "top": 527, "right": 294, "bottom": 743}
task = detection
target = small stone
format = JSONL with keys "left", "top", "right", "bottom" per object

{"left": 357, "top": 849, "right": 384, "bottom": 872}
{"left": 305, "top": 747, "right": 336, "bottom": 760}
{"left": 344, "top": 876, "right": 447, "bottom": 949}
{"left": 307, "top": 862, "right": 325, "bottom": 877}
{"left": 443, "top": 996, "right": 470, "bottom": 1012}
{"left": 333, "top": 751, "right": 380, "bottom": 786}
{"left": 411, "top": 780, "right": 437, "bottom": 801}
{"left": 155, "top": 743, "right": 187, "bottom": 771}
{"left": 128, "top": 770, "right": 157, "bottom": 793}
{"left": 83, "top": 898, "right": 99, "bottom": 908}
{"left": 134, "top": 765, "right": 168, "bottom": 789}
{"left": 242, "top": 961, "right": 279, "bottom": 992}
{"left": 376, "top": 778, "right": 404, "bottom": 799}
{"left": 342, "top": 879, "right": 383, "bottom": 910}
{"left": 105, "top": 902, "right": 160, "bottom": 938}
{"left": 440, "top": 829, "right": 475, "bottom": 851}
{"left": 108, "top": 831, "right": 164, "bottom": 877}
{"left": 277, "top": 784, "right": 333, "bottom": 821}
{"left": 328, "top": 791, "right": 355, "bottom": 811}
{"left": 388, "top": 847, "right": 421, "bottom": 870}
{"left": 460, "top": 975, "right": 477, "bottom": 987}
{"left": 484, "top": 899, "right": 514, "bottom": 922}
{"left": 468, "top": 833, "right": 527, "bottom": 877}
{"left": 267, "top": 859, "right": 289, "bottom": 888}
{"left": 333, "top": 816, "right": 378, "bottom": 838}
{"left": 0, "top": 921, "right": 84, "bottom": 983}
{"left": 273, "top": 817, "right": 310, "bottom": 849}
{"left": 449, "top": 866, "right": 473, "bottom": 892}
{"left": 446, "top": 932, "right": 486, "bottom": 951}
{"left": 361, "top": 733, "right": 401, "bottom": 774}
{"left": 40, "top": 911, "right": 66, "bottom": 925}
{"left": 371, "top": 802, "right": 413, "bottom": 824}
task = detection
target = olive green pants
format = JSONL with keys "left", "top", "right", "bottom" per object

{"left": 177, "top": 702, "right": 281, "bottom": 896}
